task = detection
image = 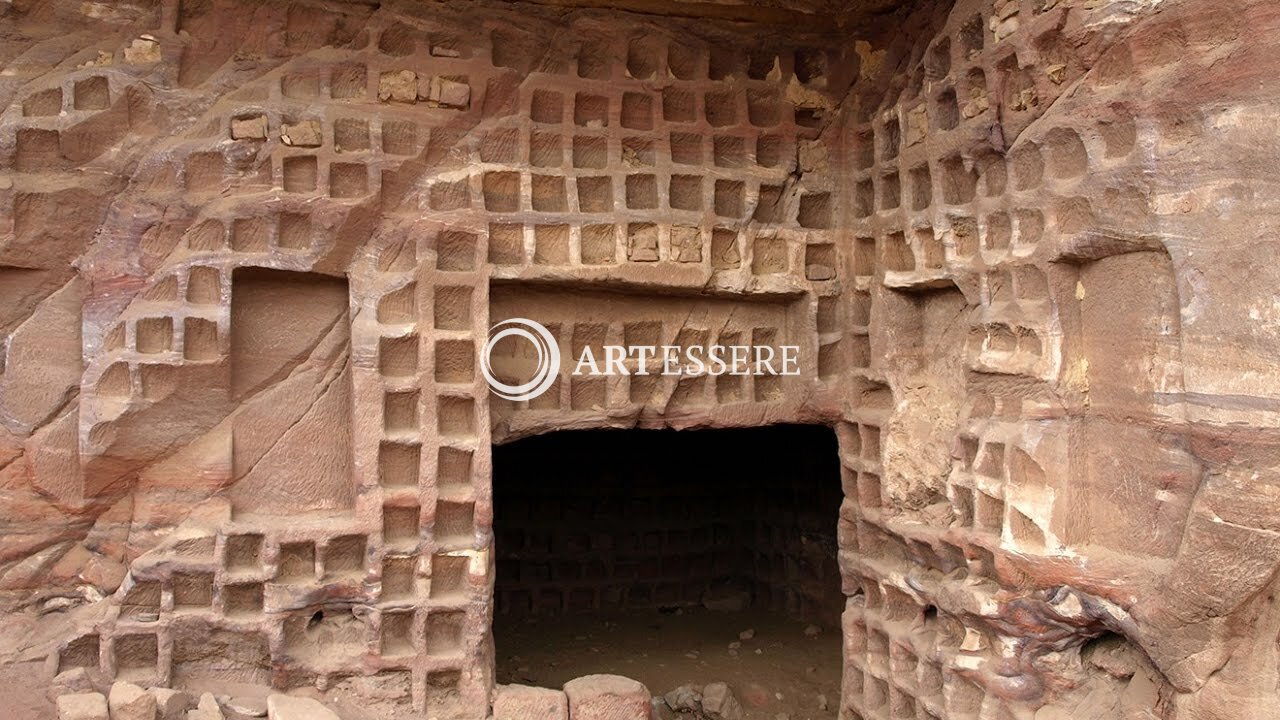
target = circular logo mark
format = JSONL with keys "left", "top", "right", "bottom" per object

{"left": 481, "top": 318, "right": 561, "bottom": 401}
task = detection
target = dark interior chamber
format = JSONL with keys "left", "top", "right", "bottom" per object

{"left": 493, "top": 424, "right": 845, "bottom": 666}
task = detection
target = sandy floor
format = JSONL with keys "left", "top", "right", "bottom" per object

{"left": 0, "top": 659, "right": 54, "bottom": 720}
{"left": 495, "top": 607, "right": 842, "bottom": 719}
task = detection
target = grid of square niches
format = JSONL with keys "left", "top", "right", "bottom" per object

{"left": 181, "top": 143, "right": 378, "bottom": 200}
{"left": 469, "top": 89, "right": 833, "bottom": 216}
{"left": 63, "top": 532, "right": 483, "bottom": 674}
{"left": 967, "top": 264, "right": 1054, "bottom": 379}
{"left": 949, "top": 426, "right": 1048, "bottom": 551}
{"left": 43, "top": 535, "right": 318, "bottom": 674}
{"left": 216, "top": 52, "right": 480, "bottom": 190}
{"left": 562, "top": 36, "right": 834, "bottom": 91}
{"left": 845, "top": 69, "right": 1078, "bottom": 283}
{"left": 486, "top": 221, "right": 819, "bottom": 275}
{"left": 184, "top": 62, "right": 450, "bottom": 200}
{"left": 506, "top": 321, "right": 790, "bottom": 413}
{"left": 14, "top": 75, "right": 114, "bottom": 173}
{"left": 837, "top": 283, "right": 873, "bottom": 375}
{"left": 374, "top": 268, "right": 484, "bottom": 559}
{"left": 492, "top": 33, "right": 834, "bottom": 128}
{"left": 838, "top": 421, "right": 885, "bottom": 514}
{"left": 842, "top": 580, "right": 1018, "bottom": 720}
{"left": 72, "top": 550, "right": 478, "bottom": 686}
{"left": 93, "top": 272, "right": 225, "bottom": 403}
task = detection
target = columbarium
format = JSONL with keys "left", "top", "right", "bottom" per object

{"left": 0, "top": 0, "right": 1277, "bottom": 719}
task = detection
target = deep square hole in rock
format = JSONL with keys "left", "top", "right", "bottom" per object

{"left": 493, "top": 426, "right": 842, "bottom": 702}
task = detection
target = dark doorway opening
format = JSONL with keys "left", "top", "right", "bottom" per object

{"left": 493, "top": 425, "right": 843, "bottom": 718}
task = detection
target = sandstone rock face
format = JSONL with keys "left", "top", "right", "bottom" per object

{"left": 151, "top": 688, "right": 192, "bottom": 720}
{"left": 55, "top": 693, "right": 108, "bottom": 720}
{"left": 563, "top": 675, "right": 653, "bottom": 720}
{"left": 224, "top": 697, "right": 267, "bottom": 718}
{"left": 187, "top": 693, "right": 224, "bottom": 720}
{"left": 1, "top": 0, "right": 1279, "bottom": 719}
{"left": 493, "top": 684, "right": 569, "bottom": 720}
{"left": 700, "top": 682, "right": 743, "bottom": 720}
{"left": 661, "top": 685, "right": 701, "bottom": 713}
{"left": 108, "top": 681, "right": 157, "bottom": 720}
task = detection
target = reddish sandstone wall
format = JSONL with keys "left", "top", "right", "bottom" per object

{"left": 0, "top": 0, "right": 1278, "bottom": 718}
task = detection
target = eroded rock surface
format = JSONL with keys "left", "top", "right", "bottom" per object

{"left": 0, "top": 0, "right": 1277, "bottom": 719}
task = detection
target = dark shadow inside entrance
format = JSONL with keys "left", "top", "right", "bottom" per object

{"left": 493, "top": 425, "right": 844, "bottom": 718}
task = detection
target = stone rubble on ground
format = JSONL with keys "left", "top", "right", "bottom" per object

{"left": 51, "top": 668, "right": 105, "bottom": 700}
{"left": 152, "top": 688, "right": 191, "bottom": 720}
{"left": 187, "top": 693, "right": 224, "bottom": 720}
{"left": 108, "top": 682, "right": 157, "bottom": 720}
{"left": 700, "top": 682, "right": 744, "bottom": 720}
{"left": 492, "top": 683, "right": 569, "bottom": 720}
{"left": 224, "top": 696, "right": 268, "bottom": 717}
{"left": 266, "top": 694, "right": 342, "bottom": 720}
{"left": 53, "top": 685, "right": 360, "bottom": 720}
{"left": 564, "top": 674, "right": 653, "bottom": 720}
{"left": 662, "top": 684, "right": 703, "bottom": 713}
{"left": 57, "top": 692, "right": 109, "bottom": 720}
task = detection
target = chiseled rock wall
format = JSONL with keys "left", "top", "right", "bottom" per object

{"left": 0, "top": 0, "right": 1276, "bottom": 718}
